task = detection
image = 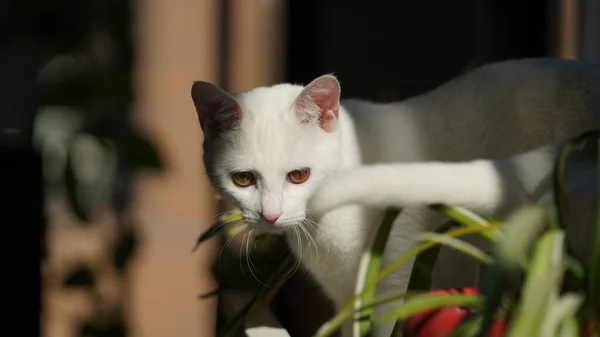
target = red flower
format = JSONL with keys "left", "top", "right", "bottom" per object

{"left": 402, "top": 288, "right": 505, "bottom": 337}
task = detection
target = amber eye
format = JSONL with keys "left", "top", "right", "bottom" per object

{"left": 231, "top": 171, "right": 256, "bottom": 187}
{"left": 287, "top": 168, "right": 310, "bottom": 184}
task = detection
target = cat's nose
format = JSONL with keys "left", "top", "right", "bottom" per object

{"left": 261, "top": 212, "right": 281, "bottom": 224}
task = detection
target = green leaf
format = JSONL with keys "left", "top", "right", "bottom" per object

{"left": 496, "top": 204, "right": 549, "bottom": 271}
{"left": 192, "top": 212, "right": 243, "bottom": 252}
{"left": 540, "top": 293, "right": 584, "bottom": 336}
{"left": 558, "top": 314, "right": 580, "bottom": 337}
{"left": 63, "top": 265, "right": 95, "bottom": 287}
{"left": 414, "top": 232, "right": 493, "bottom": 266}
{"left": 447, "top": 315, "right": 483, "bottom": 337}
{"left": 478, "top": 204, "right": 549, "bottom": 337}
{"left": 355, "top": 208, "right": 401, "bottom": 336}
{"left": 112, "top": 228, "right": 138, "bottom": 273}
{"left": 505, "top": 230, "right": 566, "bottom": 337}
{"left": 430, "top": 204, "right": 500, "bottom": 242}
{"left": 316, "top": 292, "right": 422, "bottom": 337}
{"left": 376, "top": 224, "right": 503, "bottom": 296}
{"left": 565, "top": 256, "right": 586, "bottom": 283}
{"left": 380, "top": 293, "right": 482, "bottom": 325}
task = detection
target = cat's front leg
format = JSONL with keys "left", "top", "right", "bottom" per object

{"left": 306, "top": 160, "right": 536, "bottom": 219}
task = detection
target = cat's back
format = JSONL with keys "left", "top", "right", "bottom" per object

{"left": 414, "top": 58, "right": 600, "bottom": 124}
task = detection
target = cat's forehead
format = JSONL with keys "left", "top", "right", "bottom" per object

{"left": 238, "top": 121, "right": 327, "bottom": 162}
{"left": 218, "top": 118, "right": 337, "bottom": 172}
{"left": 234, "top": 83, "right": 304, "bottom": 119}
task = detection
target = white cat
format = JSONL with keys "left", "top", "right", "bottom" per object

{"left": 191, "top": 58, "right": 599, "bottom": 337}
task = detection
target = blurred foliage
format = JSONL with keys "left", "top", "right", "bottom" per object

{"left": 79, "top": 321, "right": 127, "bottom": 337}
{"left": 63, "top": 265, "right": 95, "bottom": 288}
{"left": 112, "top": 229, "right": 138, "bottom": 274}
{"left": 18, "top": 0, "right": 164, "bottom": 336}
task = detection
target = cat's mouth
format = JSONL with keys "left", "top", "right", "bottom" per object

{"left": 243, "top": 217, "right": 286, "bottom": 234}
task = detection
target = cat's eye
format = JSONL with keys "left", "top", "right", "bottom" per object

{"left": 231, "top": 171, "right": 256, "bottom": 187}
{"left": 287, "top": 168, "right": 310, "bottom": 184}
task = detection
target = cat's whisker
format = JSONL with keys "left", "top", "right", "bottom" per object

{"left": 303, "top": 217, "right": 324, "bottom": 230}
{"left": 210, "top": 216, "right": 243, "bottom": 234}
{"left": 246, "top": 230, "right": 262, "bottom": 276}
{"left": 238, "top": 232, "right": 249, "bottom": 280}
{"left": 306, "top": 221, "right": 320, "bottom": 256}
{"left": 294, "top": 222, "right": 312, "bottom": 264}
{"left": 245, "top": 230, "right": 258, "bottom": 274}
{"left": 219, "top": 224, "right": 247, "bottom": 271}
{"left": 278, "top": 226, "right": 302, "bottom": 284}
{"left": 299, "top": 223, "right": 313, "bottom": 255}
{"left": 245, "top": 230, "right": 269, "bottom": 287}
{"left": 299, "top": 220, "right": 319, "bottom": 265}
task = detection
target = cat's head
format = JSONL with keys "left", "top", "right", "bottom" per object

{"left": 191, "top": 75, "right": 342, "bottom": 233}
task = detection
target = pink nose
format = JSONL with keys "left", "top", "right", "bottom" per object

{"left": 261, "top": 213, "right": 280, "bottom": 224}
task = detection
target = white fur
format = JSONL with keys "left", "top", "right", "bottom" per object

{"left": 196, "top": 58, "right": 600, "bottom": 337}
{"left": 308, "top": 144, "right": 560, "bottom": 218}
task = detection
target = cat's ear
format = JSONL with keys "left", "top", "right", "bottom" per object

{"left": 191, "top": 81, "right": 242, "bottom": 139}
{"left": 293, "top": 74, "right": 341, "bottom": 132}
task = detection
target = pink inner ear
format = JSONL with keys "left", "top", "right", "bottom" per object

{"left": 294, "top": 75, "right": 340, "bottom": 132}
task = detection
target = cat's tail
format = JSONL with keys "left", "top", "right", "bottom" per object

{"left": 307, "top": 158, "right": 542, "bottom": 219}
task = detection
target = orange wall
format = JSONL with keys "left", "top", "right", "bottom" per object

{"left": 130, "top": 0, "right": 220, "bottom": 335}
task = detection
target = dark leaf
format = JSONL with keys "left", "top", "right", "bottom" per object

{"left": 110, "top": 161, "right": 133, "bottom": 215}
{"left": 477, "top": 264, "right": 508, "bottom": 337}
{"left": 552, "top": 135, "right": 583, "bottom": 229}
{"left": 64, "top": 144, "right": 91, "bottom": 223}
{"left": 562, "top": 256, "right": 586, "bottom": 293}
{"left": 112, "top": 228, "right": 138, "bottom": 273}
{"left": 199, "top": 288, "right": 221, "bottom": 299}
{"left": 588, "top": 132, "right": 600, "bottom": 314}
{"left": 79, "top": 320, "right": 127, "bottom": 337}
{"left": 193, "top": 220, "right": 233, "bottom": 252}
{"left": 84, "top": 108, "right": 162, "bottom": 172}
{"left": 119, "top": 125, "right": 163, "bottom": 170}
{"left": 63, "top": 265, "right": 95, "bottom": 287}
{"left": 407, "top": 221, "right": 456, "bottom": 292}
{"left": 447, "top": 314, "right": 483, "bottom": 337}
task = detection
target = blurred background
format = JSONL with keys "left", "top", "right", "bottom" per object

{"left": 1, "top": 0, "right": 599, "bottom": 336}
